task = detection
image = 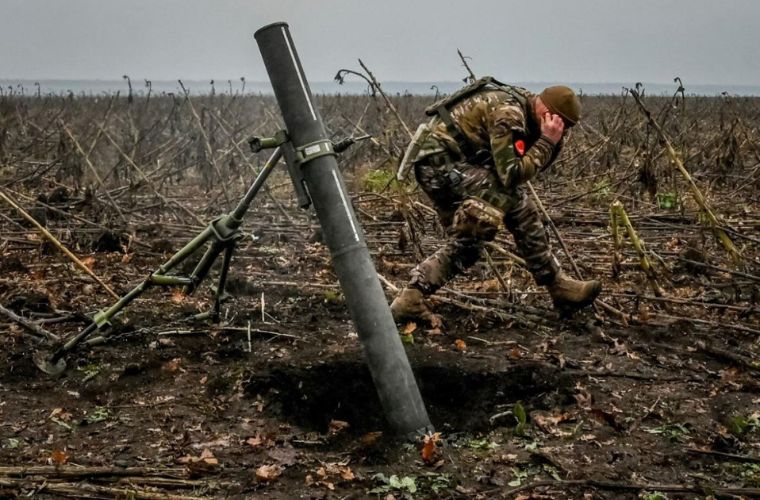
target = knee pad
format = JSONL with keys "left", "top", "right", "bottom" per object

{"left": 452, "top": 197, "right": 504, "bottom": 241}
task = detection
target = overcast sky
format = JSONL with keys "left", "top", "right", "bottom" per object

{"left": 1, "top": 0, "right": 758, "bottom": 85}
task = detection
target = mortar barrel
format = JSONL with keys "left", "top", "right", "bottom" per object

{"left": 254, "top": 22, "right": 432, "bottom": 438}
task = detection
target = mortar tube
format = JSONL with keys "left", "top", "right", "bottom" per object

{"left": 254, "top": 22, "right": 432, "bottom": 438}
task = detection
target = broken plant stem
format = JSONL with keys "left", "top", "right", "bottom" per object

{"left": 0, "top": 304, "right": 60, "bottom": 341}
{"left": 247, "top": 320, "right": 252, "bottom": 352}
{"left": 526, "top": 181, "right": 627, "bottom": 323}
{"left": 611, "top": 200, "right": 664, "bottom": 296}
{"left": 0, "top": 478, "right": 210, "bottom": 500}
{"left": 502, "top": 478, "right": 760, "bottom": 498}
{"left": 629, "top": 88, "right": 742, "bottom": 264}
{"left": 685, "top": 447, "right": 760, "bottom": 464}
{"left": 457, "top": 49, "right": 477, "bottom": 82}
{"left": 484, "top": 241, "right": 526, "bottom": 267}
{"left": 97, "top": 123, "right": 204, "bottom": 226}
{"left": 178, "top": 83, "right": 231, "bottom": 206}
{"left": 357, "top": 59, "right": 413, "bottom": 139}
{"left": 484, "top": 248, "right": 510, "bottom": 296}
{"left": 0, "top": 465, "right": 187, "bottom": 478}
{"left": 377, "top": 273, "right": 399, "bottom": 293}
{"left": 0, "top": 188, "right": 119, "bottom": 299}
{"left": 60, "top": 122, "right": 127, "bottom": 224}
{"left": 695, "top": 340, "right": 760, "bottom": 371}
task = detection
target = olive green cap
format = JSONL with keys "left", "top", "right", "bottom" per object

{"left": 539, "top": 86, "right": 581, "bottom": 126}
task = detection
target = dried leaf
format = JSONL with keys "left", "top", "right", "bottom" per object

{"left": 638, "top": 303, "right": 650, "bottom": 322}
{"left": 177, "top": 448, "right": 219, "bottom": 474}
{"left": 339, "top": 466, "right": 355, "bottom": 482}
{"left": 328, "top": 419, "right": 350, "bottom": 436}
{"left": 171, "top": 290, "right": 186, "bottom": 304}
{"left": 421, "top": 432, "right": 441, "bottom": 464}
{"left": 609, "top": 338, "right": 624, "bottom": 354}
{"left": 403, "top": 322, "right": 417, "bottom": 335}
{"left": 574, "top": 384, "right": 593, "bottom": 409}
{"left": 162, "top": 358, "right": 182, "bottom": 374}
{"left": 255, "top": 464, "right": 283, "bottom": 482}
{"left": 246, "top": 434, "right": 265, "bottom": 448}
{"left": 532, "top": 411, "right": 574, "bottom": 436}
{"left": 430, "top": 314, "right": 443, "bottom": 329}
{"left": 322, "top": 462, "right": 345, "bottom": 475}
{"left": 8, "top": 323, "right": 22, "bottom": 338}
{"left": 359, "top": 431, "right": 383, "bottom": 447}
{"left": 589, "top": 408, "right": 625, "bottom": 432}
{"left": 49, "top": 408, "right": 72, "bottom": 421}
{"left": 191, "top": 436, "right": 231, "bottom": 449}
{"left": 50, "top": 449, "right": 69, "bottom": 465}
{"left": 199, "top": 448, "right": 218, "bottom": 464}
{"left": 454, "top": 339, "right": 467, "bottom": 352}
{"left": 497, "top": 453, "right": 519, "bottom": 463}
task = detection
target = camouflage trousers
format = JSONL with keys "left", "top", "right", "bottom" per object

{"left": 408, "top": 160, "right": 559, "bottom": 294}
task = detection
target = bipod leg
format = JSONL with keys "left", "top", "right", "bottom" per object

{"left": 35, "top": 278, "right": 153, "bottom": 376}
{"left": 35, "top": 227, "right": 218, "bottom": 376}
{"left": 211, "top": 243, "right": 236, "bottom": 322}
{"left": 33, "top": 323, "right": 96, "bottom": 376}
{"left": 34, "top": 146, "right": 281, "bottom": 376}
{"left": 159, "top": 226, "right": 215, "bottom": 274}
{"left": 185, "top": 240, "right": 226, "bottom": 295}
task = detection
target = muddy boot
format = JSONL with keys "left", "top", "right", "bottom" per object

{"left": 547, "top": 272, "right": 602, "bottom": 312}
{"left": 390, "top": 287, "right": 434, "bottom": 323}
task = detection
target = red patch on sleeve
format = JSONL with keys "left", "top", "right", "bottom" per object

{"left": 514, "top": 139, "right": 526, "bottom": 156}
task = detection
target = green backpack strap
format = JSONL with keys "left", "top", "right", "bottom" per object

{"left": 489, "top": 78, "right": 530, "bottom": 109}
{"left": 434, "top": 104, "right": 477, "bottom": 160}
{"left": 424, "top": 76, "right": 494, "bottom": 116}
{"left": 423, "top": 76, "right": 530, "bottom": 163}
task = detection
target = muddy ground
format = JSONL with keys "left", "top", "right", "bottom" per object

{"left": 0, "top": 92, "right": 759, "bottom": 499}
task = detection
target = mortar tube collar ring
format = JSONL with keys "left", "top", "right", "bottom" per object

{"left": 209, "top": 215, "right": 240, "bottom": 242}
{"left": 294, "top": 139, "right": 336, "bottom": 167}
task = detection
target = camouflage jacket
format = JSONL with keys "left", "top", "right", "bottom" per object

{"left": 421, "top": 88, "right": 559, "bottom": 188}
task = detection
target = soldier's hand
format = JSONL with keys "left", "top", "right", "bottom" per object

{"left": 541, "top": 112, "right": 565, "bottom": 145}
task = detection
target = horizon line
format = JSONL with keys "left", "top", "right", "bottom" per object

{"left": 2, "top": 77, "right": 759, "bottom": 88}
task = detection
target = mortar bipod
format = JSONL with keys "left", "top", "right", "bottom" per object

{"left": 35, "top": 133, "right": 370, "bottom": 376}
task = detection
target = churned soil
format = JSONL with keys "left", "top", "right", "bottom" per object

{"left": 1, "top": 91, "right": 759, "bottom": 498}
{"left": 1, "top": 186, "right": 757, "bottom": 499}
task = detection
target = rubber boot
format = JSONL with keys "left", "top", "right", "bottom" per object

{"left": 390, "top": 287, "right": 434, "bottom": 322}
{"left": 547, "top": 272, "right": 602, "bottom": 311}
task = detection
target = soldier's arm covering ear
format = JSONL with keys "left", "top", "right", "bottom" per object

{"left": 488, "top": 104, "right": 555, "bottom": 187}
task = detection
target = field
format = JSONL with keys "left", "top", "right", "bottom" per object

{"left": 0, "top": 83, "right": 758, "bottom": 499}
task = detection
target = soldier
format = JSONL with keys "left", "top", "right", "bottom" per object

{"left": 391, "top": 78, "right": 601, "bottom": 323}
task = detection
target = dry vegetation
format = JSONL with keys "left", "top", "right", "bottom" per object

{"left": 0, "top": 79, "right": 758, "bottom": 499}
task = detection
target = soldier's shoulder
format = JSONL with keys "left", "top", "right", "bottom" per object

{"left": 488, "top": 94, "right": 528, "bottom": 127}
